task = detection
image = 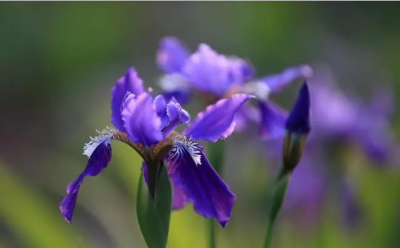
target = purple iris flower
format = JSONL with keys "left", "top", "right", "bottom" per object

{"left": 59, "top": 67, "right": 253, "bottom": 227}
{"left": 308, "top": 69, "right": 397, "bottom": 163}
{"left": 156, "top": 37, "right": 313, "bottom": 139}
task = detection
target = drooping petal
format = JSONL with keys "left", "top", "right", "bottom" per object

{"left": 183, "top": 94, "right": 254, "bottom": 142}
{"left": 60, "top": 140, "right": 112, "bottom": 223}
{"left": 142, "top": 162, "right": 188, "bottom": 210}
{"left": 260, "top": 65, "right": 313, "bottom": 92}
{"left": 182, "top": 44, "right": 253, "bottom": 97}
{"left": 167, "top": 136, "right": 235, "bottom": 227}
{"left": 111, "top": 67, "right": 144, "bottom": 132}
{"left": 259, "top": 100, "right": 287, "bottom": 140}
{"left": 285, "top": 82, "right": 311, "bottom": 134}
{"left": 170, "top": 184, "right": 188, "bottom": 210}
{"left": 157, "top": 37, "right": 190, "bottom": 73}
{"left": 122, "top": 92, "right": 163, "bottom": 147}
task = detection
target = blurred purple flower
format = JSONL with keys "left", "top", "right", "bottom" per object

{"left": 266, "top": 66, "right": 398, "bottom": 229}
{"left": 156, "top": 37, "right": 312, "bottom": 139}
{"left": 308, "top": 67, "right": 397, "bottom": 163}
{"left": 60, "top": 67, "right": 253, "bottom": 227}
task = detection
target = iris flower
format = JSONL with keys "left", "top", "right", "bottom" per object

{"left": 59, "top": 67, "right": 253, "bottom": 227}
{"left": 156, "top": 37, "right": 313, "bottom": 139}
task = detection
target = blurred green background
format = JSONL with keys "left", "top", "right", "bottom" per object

{"left": 0, "top": 2, "right": 399, "bottom": 248}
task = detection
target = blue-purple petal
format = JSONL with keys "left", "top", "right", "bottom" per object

{"left": 183, "top": 94, "right": 253, "bottom": 142}
{"left": 59, "top": 142, "right": 112, "bottom": 223}
{"left": 259, "top": 100, "right": 287, "bottom": 140}
{"left": 157, "top": 37, "right": 190, "bottom": 73}
{"left": 121, "top": 92, "right": 163, "bottom": 147}
{"left": 161, "top": 101, "right": 191, "bottom": 136}
{"left": 260, "top": 65, "right": 313, "bottom": 92}
{"left": 154, "top": 95, "right": 169, "bottom": 129}
{"left": 111, "top": 67, "right": 144, "bottom": 132}
{"left": 285, "top": 82, "right": 311, "bottom": 134}
{"left": 182, "top": 44, "right": 253, "bottom": 97}
{"left": 168, "top": 143, "right": 235, "bottom": 227}
{"left": 142, "top": 162, "right": 188, "bottom": 210}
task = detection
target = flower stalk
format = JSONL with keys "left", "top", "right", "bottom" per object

{"left": 262, "top": 82, "right": 311, "bottom": 248}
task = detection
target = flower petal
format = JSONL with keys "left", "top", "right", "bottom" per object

{"left": 161, "top": 101, "right": 190, "bottom": 135}
{"left": 154, "top": 94, "right": 191, "bottom": 136}
{"left": 59, "top": 141, "right": 112, "bottom": 223}
{"left": 259, "top": 100, "right": 288, "bottom": 140}
{"left": 122, "top": 92, "right": 163, "bottom": 147}
{"left": 142, "top": 162, "right": 188, "bottom": 210}
{"left": 260, "top": 64, "right": 313, "bottom": 92}
{"left": 182, "top": 44, "right": 253, "bottom": 97}
{"left": 154, "top": 95, "right": 169, "bottom": 129}
{"left": 111, "top": 67, "right": 144, "bottom": 132}
{"left": 183, "top": 94, "right": 254, "bottom": 142}
{"left": 285, "top": 82, "right": 311, "bottom": 134}
{"left": 167, "top": 136, "right": 235, "bottom": 227}
{"left": 157, "top": 37, "right": 190, "bottom": 73}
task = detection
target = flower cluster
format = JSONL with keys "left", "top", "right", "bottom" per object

{"left": 56, "top": 33, "right": 400, "bottom": 248}
{"left": 60, "top": 36, "right": 314, "bottom": 233}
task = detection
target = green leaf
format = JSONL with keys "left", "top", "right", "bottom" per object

{"left": 136, "top": 164, "right": 172, "bottom": 248}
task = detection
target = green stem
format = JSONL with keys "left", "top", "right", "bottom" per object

{"left": 207, "top": 140, "right": 226, "bottom": 248}
{"left": 208, "top": 219, "right": 216, "bottom": 248}
{"left": 147, "top": 162, "right": 159, "bottom": 200}
{"left": 262, "top": 169, "right": 290, "bottom": 248}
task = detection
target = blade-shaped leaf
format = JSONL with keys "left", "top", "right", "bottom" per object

{"left": 136, "top": 164, "right": 172, "bottom": 248}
